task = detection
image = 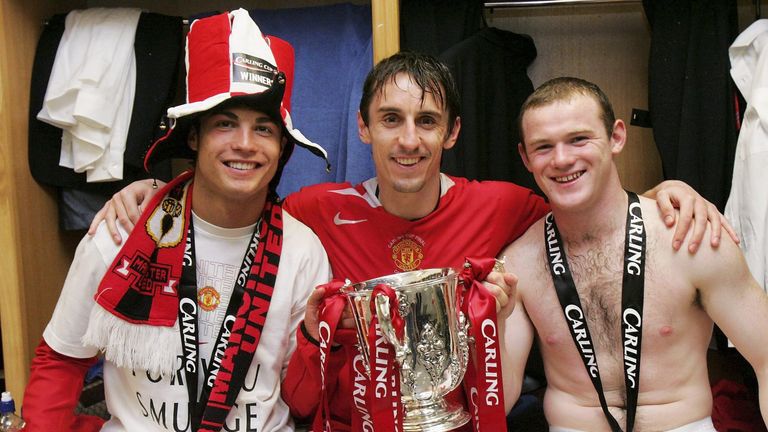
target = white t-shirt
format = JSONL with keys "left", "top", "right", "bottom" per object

{"left": 44, "top": 210, "right": 331, "bottom": 432}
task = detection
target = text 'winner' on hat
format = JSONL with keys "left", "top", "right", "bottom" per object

{"left": 143, "top": 8, "right": 330, "bottom": 184}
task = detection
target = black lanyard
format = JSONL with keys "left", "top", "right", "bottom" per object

{"left": 177, "top": 216, "right": 260, "bottom": 431}
{"left": 544, "top": 191, "right": 646, "bottom": 432}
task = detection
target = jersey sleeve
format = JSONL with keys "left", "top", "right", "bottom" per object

{"left": 279, "top": 210, "right": 345, "bottom": 424}
{"left": 282, "top": 184, "right": 321, "bottom": 226}
{"left": 498, "top": 182, "right": 550, "bottom": 245}
{"left": 280, "top": 323, "right": 348, "bottom": 421}
{"left": 279, "top": 211, "right": 332, "bottom": 379}
{"left": 22, "top": 340, "right": 104, "bottom": 432}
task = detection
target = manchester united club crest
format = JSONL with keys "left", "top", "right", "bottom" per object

{"left": 390, "top": 235, "right": 425, "bottom": 272}
{"left": 198, "top": 286, "right": 221, "bottom": 312}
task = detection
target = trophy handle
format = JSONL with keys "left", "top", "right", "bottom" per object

{"left": 374, "top": 293, "right": 409, "bottom": 363}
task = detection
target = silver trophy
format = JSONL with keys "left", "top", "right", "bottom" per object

{"left": 342, "top": 268, "right": 471, "bottom": 432}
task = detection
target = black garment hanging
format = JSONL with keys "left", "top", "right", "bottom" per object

{"left": 440, "top": 27, "right": 540, "bottom": 194}
{"left": 643, "top": 0, "right": 739, "bottom": 211}
{"left": 400, "top": 0, "right": 484, "bottom": 56}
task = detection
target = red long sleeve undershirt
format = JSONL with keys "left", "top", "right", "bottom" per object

{"left": 21, "top": 339, "right": 106, "bottom": 432}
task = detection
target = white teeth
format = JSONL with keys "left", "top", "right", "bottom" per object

{"left": 555, "top": 172, "right": 582, "bottom": 182}
{"left": 227, "top": 161, "right": 258, "bottom": 170}
{"left": 395, "top": 157, "right": 419, "bottom": 166}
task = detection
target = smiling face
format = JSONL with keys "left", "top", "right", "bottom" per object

{"left": 188, "top": 106, "right": 285, "bottom": 226}
{"left": 358, "top": 72, "right": 460, "bottom": 216}
{"left": 519, "top": 93, "right": 625, "bottom": 213}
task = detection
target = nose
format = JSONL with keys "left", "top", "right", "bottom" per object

{"left": 551, "top": 144, "right": 574, "bottom": 168}
{"left": 232, "top": 128, "right": 259, "bottom": 152}
{"left": 398, "top": 120, "right": 419, "bottom": 150}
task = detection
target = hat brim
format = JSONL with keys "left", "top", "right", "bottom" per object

{"left": 143, "top": 80, "right": 285, "bottom": 172}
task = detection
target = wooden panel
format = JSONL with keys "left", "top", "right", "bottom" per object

{"left": 0, "top": 0, "right": 84, "bottom": 398}
{"left": 371, "top": 0, "right": 399, "bottom": 63}
{"left": 0, "top": 1, "right": 27, "bottom": 393}
{"left": 738, "top": 0, "right": 768, "bottom": 31}
{"left": 486, "top": 3, "right": 663, "bottom": 193}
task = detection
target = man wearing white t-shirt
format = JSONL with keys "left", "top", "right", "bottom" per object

{"left": 22, "top": 10, "right": 331, "bottom": 432}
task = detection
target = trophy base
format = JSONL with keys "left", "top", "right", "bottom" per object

{"left": 402, "top": 399, "right": 471, "bottom": 432}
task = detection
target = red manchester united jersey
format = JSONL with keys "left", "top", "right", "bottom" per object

{"left": 281, "top": 174, "right": 549, "bottom": 430}
{"left": 283, "top": 174, "right": 548, "bottom": 282}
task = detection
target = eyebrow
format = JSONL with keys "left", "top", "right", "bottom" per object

{"left": 212, "top": 111, "right": 239, "bottom": 120}
{"left": 567, "top": 128, "right": 594, "bottom": 136}
{"left": 525, "top": 137, "right": 549, "bottom": 148}
{"left": 527, "top": 127, "right": 595, "bottom": 143}
{"left": 207, "top": 110, "right": 277, "bottom": 124}
{"left": 375, "top": 105, "right": 443, "bottom": 118}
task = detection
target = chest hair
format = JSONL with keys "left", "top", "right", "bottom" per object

{"left": 561, "top": 233, "right": 659, "bottom": 353}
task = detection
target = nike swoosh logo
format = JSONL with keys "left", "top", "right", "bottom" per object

{"left": 333, "top": 212, "right": 367, "bottom": 225}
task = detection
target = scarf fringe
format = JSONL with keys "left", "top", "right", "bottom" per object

{"left": 83, "top": 304, "right": 181, "bottom": 377}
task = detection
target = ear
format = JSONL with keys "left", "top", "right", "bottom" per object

{"left": 609, "top": 119, "right": 627, "bottom": 156}
{"left": 442, "top": 116, "right": 461, "bottom": 150}
{"left": 357, "top": 111, "right": 371, "bottom": 145}
{"left": 518, "top": 142, "right": 532, "bottom": 172}
{"left": 188, "top": 126, "right": 199, "bottom": 152}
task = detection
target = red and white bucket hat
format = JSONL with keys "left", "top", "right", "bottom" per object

{"left": 144, "top": 8, "right": 329, "bottom": 183}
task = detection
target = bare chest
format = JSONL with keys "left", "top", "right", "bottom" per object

{"left": 525, "top": 235, "right": 702, "bottom": 369}
{"left": 567, "top": 243, "right": 640, "bottom": 348}
{"left": 518, "top": 210, "right": 716, "bottom": 428}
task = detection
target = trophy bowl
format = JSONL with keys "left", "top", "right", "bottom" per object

{"left": 342, "top": 268, "right": 471, "bottom": 432}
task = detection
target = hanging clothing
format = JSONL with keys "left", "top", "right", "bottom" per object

{"left": 28, "top": 12, "right": 181, "bottom": 229}
{"left": 643, "top": 0, "right": 739, "bottom": 210}
{"left": 58, "top": 189, "right": 111, "bottom": 231}
{"left": 439, "top": 27, "right": 540, "bottom": 194}
{"left": 249, "top": 4, "right": 374, "bottom": 197}
{"left": 724, "top": 19, "right": 768, "bottom": 292}
{"left": 37, "top": 8, "right": 141, "bottom": 183}
{"left": 400, "top": 0, "right": 484, "bottom": 56}
{"left": 29, "top": 11, "right": 180, "bottom": 191}
{"left": 122, "top": 13, "right": 183, "bottom": 180}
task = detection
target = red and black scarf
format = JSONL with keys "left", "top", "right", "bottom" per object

{"left": 84, "top": 170, "right": 196, "bottom": 376}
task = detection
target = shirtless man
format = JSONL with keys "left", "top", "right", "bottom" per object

{"left": 501, "top": 77, "right": 768, "bottom": 431}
